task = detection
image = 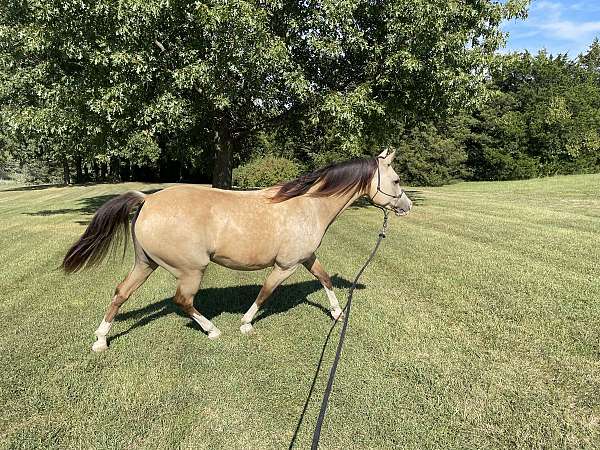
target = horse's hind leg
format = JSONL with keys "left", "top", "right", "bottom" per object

{"left": 240, "top": 264, "right": 298, "bottom": 334}
{"left": 173, "top": 269, "right": 221, "bottom": 340}
{"left": 92, "top": 260, "right": 157, "bottom": 352}
{"left": 303, "top": 254, "right": 344, "bottom": 321}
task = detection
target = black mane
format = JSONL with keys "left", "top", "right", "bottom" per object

{"left": 270, "top": 157, "right": 377, "bottom": 202}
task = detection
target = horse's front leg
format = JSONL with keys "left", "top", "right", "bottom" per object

{"left": 303, "top": 254, "right": 344, "bottom": 321}
{"left": 240, "top": 264, "right": 298, "bottom": 334}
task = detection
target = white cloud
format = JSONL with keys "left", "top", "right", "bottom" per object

{"left": 532, "top": 1, "right": 563, "bottom": 12}
{"left": 539, "top": 20, "right": 600, "bottom": 41}
{"left": 502, "top": 0, "right": 600, "bottom": 55}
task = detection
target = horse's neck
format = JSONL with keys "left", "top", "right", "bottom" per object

{"left": 315, "top": 189, "right": 365, "bottom": 229}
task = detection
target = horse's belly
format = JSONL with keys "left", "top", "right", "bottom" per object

{"left": 210, "top": 235, "right": 278, "bottom": 271}
{"left": 210, "top": 253, "right": 274, "bottom": 271}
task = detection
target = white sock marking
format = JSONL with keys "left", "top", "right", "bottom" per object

{"left": 192, "top": 312, "right": 214, "bottom": 333}
{"left": 95, "top": 319, "right": 112, "bottom": 337}
{"left": 324, "top": 286, "right": 340, "bottom": 311}
{"left": 242, "top": 303, "right": 259, "bottom": 324}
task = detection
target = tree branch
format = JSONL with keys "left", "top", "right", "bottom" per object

{"left": 154, "top": 40, "right": 166, "bottom": 52}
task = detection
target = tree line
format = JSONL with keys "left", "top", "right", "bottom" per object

{"left": 396, "top": 40, "right": 600, "bottom": 185}
{"left": 2, "top": 1, "right": 597, "bottom": 188}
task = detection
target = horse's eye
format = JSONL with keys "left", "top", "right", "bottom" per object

{"left": 394, "top": 180, "right": 400, "bottom": 184}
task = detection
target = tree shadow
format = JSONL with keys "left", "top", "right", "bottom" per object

{"left": 406, "top": 189, "right": 426, "bottom": 206}
{"left": 109, "top": 275, "right": 364, "bottom": 344}
{"left": 24, "top": 189, "right": 162, "bottom": 222}
{"left": 348, "top": 197, "right": 376, "bottom": 210}
{"left": 3, "top": 184, "right": 63, "bottom": 192}
{"left": 25, "top": 194, "right": 122, "bottom": 217}
{"left": 4, "top": 181, "right": 165, "bottom": 192}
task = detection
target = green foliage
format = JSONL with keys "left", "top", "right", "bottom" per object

{"left": 7, "top": 1, "right": 599, "bottom": 187}
{"left": 398, "top": 42, "right": 600, "bottom": 185}
{"left": 233, "top": 155, "right": 301, "bottom": 188}
{"left": 393, "top": 123, "right": 469, "bottom": 186}
{"left": 0, "top": 0, "right": 527, "bottom": 186}
{"left": 461, "top": 90, "right": 540, "bottom": 181}
{"left": 15, "top": 160, "right": 63, "bottom": 184}
{"left": 0, "top": 152, "right": 62, "bottom": 183}
{"left": 310, "top": 149, "right": 354, "bottom": 169}
{"left": 463, "top": 47, "right": 600, "bottom": 181}
{"left": 120, "top": 131, "right": 161, "bottom": 167}
{"left": 0, "top": 151, "right": 15, "bottom": 180}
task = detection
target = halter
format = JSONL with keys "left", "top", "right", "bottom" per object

{"left": 370, "top": 155, "right": 405, "bottom": 203}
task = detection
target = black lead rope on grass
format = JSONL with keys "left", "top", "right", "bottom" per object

{"left": 310, "top": 207, "right": 389, "bottom": 450}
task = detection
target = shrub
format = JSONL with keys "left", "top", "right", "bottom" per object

{"left": 0, "top": 152, "right": 62, "bottom": 184}
{"left": 394, "top": 123, "right": 469, "bottom": 186}
{"left": 233, "top": 155, "right": 301, "bottom": 188}
{"left": 310, "top": 149, "right": 351, "bottom": 169}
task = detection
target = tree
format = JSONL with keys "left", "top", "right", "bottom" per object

{"left": 580, "top": 37, "right": 600, "bottom": 73}
{"left": 1, "top": 0, "right": 529, "bottom": 187}
{"left": 392, "top": 121, "right": 469, "bottom": 186}
{"left": 458, "top": 49, "right": 600, "bottom": 181}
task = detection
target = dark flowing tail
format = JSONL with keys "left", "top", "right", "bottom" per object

{"left": 62, "top": 191, "right": 146, "bottom": 273}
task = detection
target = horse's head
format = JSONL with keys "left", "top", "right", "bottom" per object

{"left": 368, "top": 149, "right": 413, "bottom": 216}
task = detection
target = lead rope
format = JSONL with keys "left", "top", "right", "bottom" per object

{"left": 310, "top": 206, "right": 389, "bottom": 450}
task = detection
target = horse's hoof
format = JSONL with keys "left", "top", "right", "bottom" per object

{"left": 240, "top": 323, "right": 254, "bottom": 335}
{"left": 331, "top": 308, "right": 345, "bottom": 321}
{"left": 208, "top": 327, "right": 221, "bottom": 340}
{"left": 91, "top": 340, "right": 108, "bottom": 352}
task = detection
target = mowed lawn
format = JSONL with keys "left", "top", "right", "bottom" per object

{"left": 1, "top": 174, "right": 599, "bottom": 449}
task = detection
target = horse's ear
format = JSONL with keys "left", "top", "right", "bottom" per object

{"left": 386, "top": 150, "right": 396, "bottom": 163}
{"left": 378, "top": 149, "right": 396, "bottom": 164}
{"left": 377, "top": 149, "right": 389, "bottom": 159}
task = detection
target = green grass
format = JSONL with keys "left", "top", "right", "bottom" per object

{"left": 1, "top": 175, "right": 599, "bottom": 449}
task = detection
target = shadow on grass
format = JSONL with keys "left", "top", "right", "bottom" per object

{"left": 405, "top": 189, "right": 426, "bottom": 206}
{"left": 4, "top": 182, "right": 122, "bottom": 192}
{"left": 24, "top": 189, "right": 162, "bottom": 223}
{"left": 4, "top": 181, "right": 166, "bottom": 192}
{"left": 109, "top": 275, "right": 364, "bottom": 344}
{"left": 107, "top": 274, "right": 366, "bottom": 448}
{"left": 3, "top": 183, "right": 63, "bottom": 192}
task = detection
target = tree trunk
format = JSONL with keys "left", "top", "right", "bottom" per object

{"left": 179, "top": 147, "right": 185, "bottom": 182}
{"left": 92, "top": 159, "right": 99, "bottom": 181}
{"left": 110, "top": 157, "right": 121, "bottom": 182}
{"left": 75, "top": 155, "right": 83, "bottom": 183}
{"left": 62, "top": 157, "right": 71, "bottom": 185}
{"left": 119, "top": 159, "right": 130, "bottom": 181}
{"left": 212, "top": 122, "right": 234, "bottom": 189}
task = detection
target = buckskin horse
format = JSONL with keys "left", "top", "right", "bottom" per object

{"left": 62, "top": 150, "right": 412, "bottom": 352}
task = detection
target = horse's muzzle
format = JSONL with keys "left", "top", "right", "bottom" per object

{"left": 392, "top": 197, "right": 412, "bottom": 216}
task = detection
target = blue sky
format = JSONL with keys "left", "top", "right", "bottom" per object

{"left": 502, "top": 0, "right": 600, "bottom": 57}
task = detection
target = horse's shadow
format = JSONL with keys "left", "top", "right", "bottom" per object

{"left": 110, "top": 275, "right": 364, "bottom": 344}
